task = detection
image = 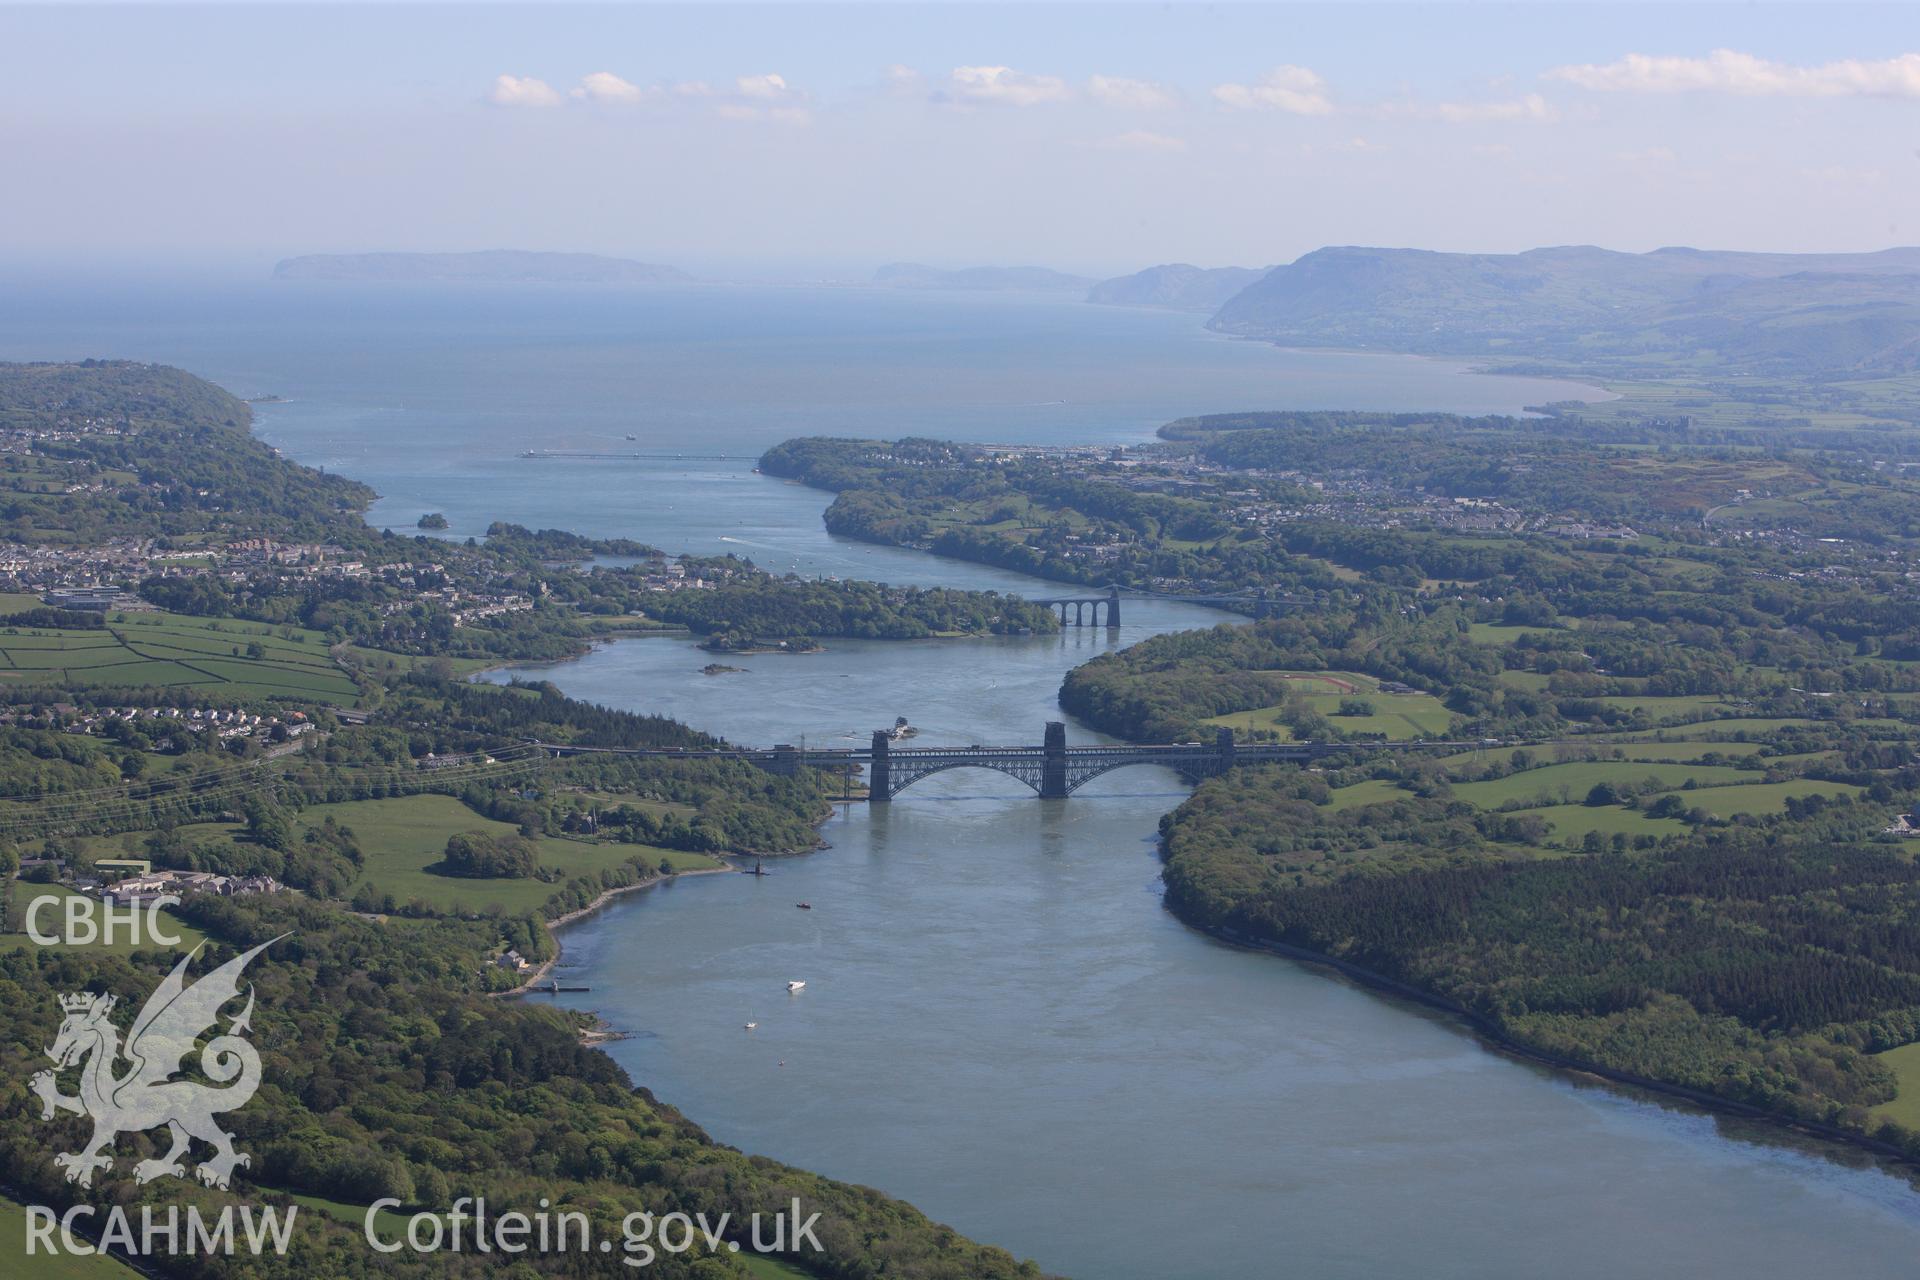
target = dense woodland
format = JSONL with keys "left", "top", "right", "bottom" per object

{"left": 18, "top": 348, "right": 1920, "bottom": 1272}
{"left": 0, "top": 362, "right": 376, "bottom": 546}
{"left": 1160, "top": 764, "right": 1920, "bottom": 1145}
{"left": 0, "top": 363, "right": 1046, "bottom": 1276}
{"left": 758, "top": 418, "right": 1920, "bottom": 1164}
{"left": 0, "top": 896, "right": 1050, "bottom": 1278}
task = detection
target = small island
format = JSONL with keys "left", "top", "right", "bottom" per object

{"left": 699, "top": 632, "right": 823, "bottom": 655}
{"left": 701, "top": 662, "right": 746, "bottom": 675}
{"left": 417, "top": 511, "right": 450, "bottom": 529}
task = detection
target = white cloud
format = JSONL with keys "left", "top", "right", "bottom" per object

{"left": 572, "top": 72, "right": 650, "bottom": 106}
{"left": 1434, "top": 93, "right": 1557, "bottom": 124}
{"left": 671, "top": 81, "right": 713, "bottom": 98}
{"left": 716, "top": 101, "right": 811, "bottom": 126}
{"left": 1095, "top": 130, "right": 1188, "bottom": 152}
{"left": 950, "top": 65, "right": 1072, "bottom": 107}
{"left": 487, "top": 74, "right": 563, "bottom": 109}
{"left": 1212, "top": 66, "right": 1333, "bottom": 115}
{"left": 736, "top": 73, "right": 792, "bottom": 100}
{"left": 711, "top": 74, "right": 808, "bottom": 123}
{"left": 1088, "top": 75, "right": 1178, "bottom": 110}
{"left": 1617, "top": 146, "right": 1678, "bottom": 165}
{"left": 1549, "top": 49, "right": 1920, "bottom": 98}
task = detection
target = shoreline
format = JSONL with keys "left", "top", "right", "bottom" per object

{"left": 1238, "top": 339, "right": 1622, "bottom": 406}
{"left": 1180, "top": 912, "right": 1920, "bottom": 1180}
{"left": 495, "top": 863, "right": 737, "bottom": 1000}
{"left": 400, "top": 393, "right": 1901, "bottom": 1199}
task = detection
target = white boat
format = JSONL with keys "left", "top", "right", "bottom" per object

{"left": 743, "top": 1020, "right": 757, "bottom": 1030}
{"left": 786, "top": 980, "right": 806, "bottom": 992}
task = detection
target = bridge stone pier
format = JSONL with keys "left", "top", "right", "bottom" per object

{"left": 865, "top": 722, "right": 1267, "bottom": 801}
{"left": 1032, "top": 586, "right": 1122, "bottom": 628}
{"left": 537, "top": 727, "right": 1474, "bottom": 802}
{"left": 1041, "top": 720, "right": 1069, "bottom": 798}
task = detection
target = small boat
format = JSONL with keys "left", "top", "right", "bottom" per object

{"left": 795, "top": 902, "right": 812, "bottom": 910}
{"left": 787, "top": 980, "right": 806, "bottom": 993}
{"left": 743, "top": 1020, "right": 758, "bottom": 1030}
{"left": 625, "top": 434, "right": 637, "bottom": 441}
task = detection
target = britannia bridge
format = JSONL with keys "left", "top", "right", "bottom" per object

{"left": 533, "top": 724, "right": 1481, "bottom": 801}
{"left": 1025, "top": 586, "right": 1322, "bottom": 628}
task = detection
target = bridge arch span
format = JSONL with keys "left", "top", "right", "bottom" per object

{"left": 1057, "top": 756, "right": 1216, "bottom": 794}
{"left": 881, "top": 759, "right": 1047, "bottom": 799}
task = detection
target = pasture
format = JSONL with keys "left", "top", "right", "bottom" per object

{"left": 0, "top": 1196, "right": 140, "bottom": 1277}
{"left": 1521, "top": 802, "right": 1691, "bottom": 843}
{"left": 0, "top": 884, "right": 208, "bottom": 954}
{"left": 1205, "top": 671, "right": 1455, "bottom": 740}
{"left": 1870, "top": 1043, "right": 1920, "bottom": 1131}
{"left": 0, "top": 609, "right": 363, "bottom": 704}
{"left": 1651, "top": 778, "right": 1862, "bottom": 820}
{"left": 264, "top": 794, "right": 715, "bottom": 913}
{"left": 1449, "top": 760, "right": 1751, "bottom": 809}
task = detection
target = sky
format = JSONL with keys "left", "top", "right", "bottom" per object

{"left": 2, "top": 2, "right": 1918, "bottom": 279}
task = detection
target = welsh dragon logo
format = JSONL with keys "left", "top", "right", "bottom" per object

{"left": 30, "top": 937, "right": 282, "bottom": 1190}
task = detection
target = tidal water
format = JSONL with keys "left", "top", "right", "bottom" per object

{"left": 0, "top": 279, "right": 1600, "bottom": 564}
{"left": 504, "top": 616, "right": 1920, "bottom": 1280}
{"left": 5, "top": 281, "right": 1919, "bottom": 1277}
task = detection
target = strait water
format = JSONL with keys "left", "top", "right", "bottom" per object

{"left": 4, "top": 281, "right": 1919, "bottom": 1277}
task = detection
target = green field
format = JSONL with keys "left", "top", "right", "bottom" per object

{"left": 1205, "top": 672, "right": 1455, "bottom": 740}
{"left": 1658, "top": 716, "right": 1907, "bottom": 739}
{"left": 295, "top": 794, "right": 719, "bottom": 913}
{"left": 1594, "top": 694, "right": 1752, "bottom": 723}
{"left": 284, "top": 1192, "right": 410, "bottom": 1240}
{"left": 0, "top": 884, "right": 208, "bottom": 954}
{"left": 1450, "top": 760, "right": 1752, "bottom": 809}
{"left": 1522, "top": 802, "right": 1691, "bottom": 843}
{"left": 0, "top": 610, "right": 365, "bottom": 704}
{"left": 1605, "top": 740, "right": 1772, "bottom": 762}
{"left": 1324, "top": 756, "right": 1848, "bottom": 843}
{"left": 1650, "top": 778, "right": 1862, "bottom": 820}
{"left": 1467, "top": 622, "right": 1563, "bottom": 644}
{"left": 1322, "top": 777, "right": 1411, "bottom": 811}
{"left": 56, "top": 793, "right": 723, "bottom": 915}
{"left": 1, "top": 1195, "right": 141, "bottom": 1277}
{"left": 1870, "top": 1043, "right": 1920, "bottom": 1131}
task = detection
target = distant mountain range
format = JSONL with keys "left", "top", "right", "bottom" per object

{"left": 1085, "top": 263, "right": 1269, "bottom": 313}
{"left": 1203, "top": 245, "right": 1920, "bottom": 376}
{"left": 273, "top": 251, "right": 692, "bottom": 284}
{"left": 872, "top": 262, "right": 1096, "bottom": 292}
{"left": 275, "top": 246, "right": 1920, "bottom": 376}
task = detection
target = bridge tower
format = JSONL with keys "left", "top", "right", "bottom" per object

{"left": 1216, "top": 726, "right": 1236, "bottom": 775}
{"left": 1041, "top": 721, "right": 1069, "bottom": 799}
{"left": 1106, "top": 585, "right": 1122, "bottom": 628}
{"left": 868, "top": 729, "right": 892, "bottom": 802}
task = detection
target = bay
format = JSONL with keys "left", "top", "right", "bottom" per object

{"left": 5, "top": 279, "right": 1916, "bottom": 1278}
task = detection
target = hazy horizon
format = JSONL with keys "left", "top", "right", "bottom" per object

{"left": 3, "top": 2, "right": 1918, "bottom": 281}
